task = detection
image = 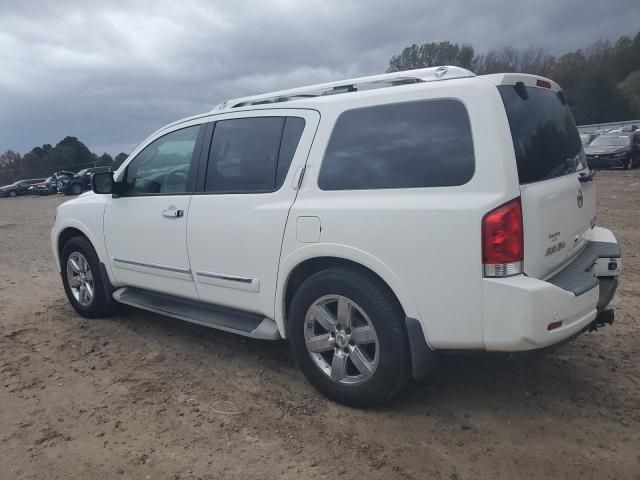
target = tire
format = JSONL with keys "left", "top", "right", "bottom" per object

{"left": 69, "top": 183, "right": 83, "bottom": 195}
{"left": 626, "top": 158, "right": 633, "bottom": 170}
{"left": 8, "top": 190, "right": 17, "bottom": 197}
{"left": 60, "top": 236, "right": 116, "bottom": 318}
{"left": 288, "top": 267, "right": 411, "bottom": 407}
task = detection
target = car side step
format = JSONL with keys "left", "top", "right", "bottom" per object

{"left": 112, "top": 287, "right": 281, "bottom": 340}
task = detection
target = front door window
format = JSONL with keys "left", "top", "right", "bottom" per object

{"left": 124, "top": 126, "right": 200, "bottom": 195}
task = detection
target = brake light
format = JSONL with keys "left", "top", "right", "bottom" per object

{"left": 536, "top": 79, "right": 552, "bottom": 89}
{"left": 482, "top": 198, "right": 523, "bottom": 277}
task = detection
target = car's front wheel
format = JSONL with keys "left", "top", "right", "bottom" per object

{"left": 288, "top": 267, "right": 411, "bottom": 407}
{"left": 61, "top": 236, "right": 116, "bottom": 318}
{"left": 69, "top": 183, "right": 84, "bottom": 195}
{"left": 8, "top": 190, "right": 17, "bottom": 197}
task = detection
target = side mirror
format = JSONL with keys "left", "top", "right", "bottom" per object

{"left": 92, "top": 172, "right": 115, "bottom": 195}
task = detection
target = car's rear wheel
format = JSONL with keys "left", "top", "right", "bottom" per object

{"left": 61, "top": 236, "right": 116, "bottom": 318}
{"left": 8, "top": 190, "right": 17, "bottom": 197}
{"left": 288, "top": 267, "right": 411, "bottom": 407}
{"left": 627, "top": 157, "right": 634, "bottom": 170}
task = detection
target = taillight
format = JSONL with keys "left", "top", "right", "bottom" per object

{"left": 482, "top": 197, "right": 523, "bottom": 277}
{"left": 536, "top": 79, "right": 552, "bottom": 89}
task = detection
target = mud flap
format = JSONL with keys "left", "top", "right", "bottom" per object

{"left": 99, "top": 262, "right": 117, "bottom": 308}
{"left": 405, "top": 317, "right": 439, "bottom": 380}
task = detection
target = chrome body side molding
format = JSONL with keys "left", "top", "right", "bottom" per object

{"left": 112, "top": 257, "right": 192, "bottom": 275}
{"left": 194, "top": 270, "right": 260, "bottom": 292}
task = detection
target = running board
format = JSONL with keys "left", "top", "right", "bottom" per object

{"left": 112, "top": 287, "right": 281, "bottom": 340}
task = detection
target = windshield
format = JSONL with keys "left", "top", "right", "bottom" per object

{"left": 499, "top": 85, "right": 585, "bottom": 184}
{"left": 589, "top": 135, "right": 631, "bottom": 147}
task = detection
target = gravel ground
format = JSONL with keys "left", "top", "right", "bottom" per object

{"left": 1, "top": 170, "right": 639, "bottom": 480}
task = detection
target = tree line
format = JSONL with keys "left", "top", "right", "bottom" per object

{"left": 0, "top": 137, "right": 128, "bottom": 185}
{"left": 388, "top": 31, "right": 640, "bottom": 125}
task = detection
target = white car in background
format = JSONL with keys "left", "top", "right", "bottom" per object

{"left": 52, "top": 67, "right": 621, "bottom": 406}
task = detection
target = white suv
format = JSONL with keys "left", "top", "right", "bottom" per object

{"left": 52, "top": 66, "right": 621, "bottom": 406}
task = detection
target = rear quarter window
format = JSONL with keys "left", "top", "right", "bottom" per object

{"left": 318, "top": 99, "right": 475, "bottom": 190}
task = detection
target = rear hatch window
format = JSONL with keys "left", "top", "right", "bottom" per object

{"left": 498, "top": 85, "right": 586, "bottom": 184}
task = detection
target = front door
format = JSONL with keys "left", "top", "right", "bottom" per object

{"left": 187, "top": 109, "right": 319, "bottom": 317}
{"left": 104, "top": 121, "right": 206, "bottom": 300}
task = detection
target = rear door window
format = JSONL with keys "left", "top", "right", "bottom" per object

{"left": 205, "top": 116, "right": 305, "bottom": 193}
{"left": 318, "top": 99, "right": 475, "bottom": 190}
{"left": 498, "top": 85, "right": 585, "bottom": 184}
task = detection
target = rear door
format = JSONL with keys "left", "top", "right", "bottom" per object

{"left": 497, "top": 77, "right": 595, "bottom": 279}
{"left": 187, "top": 109, "right": 319, "bottom": 317}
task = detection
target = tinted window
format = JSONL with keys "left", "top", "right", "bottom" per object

{"left": 124, "top": 125, "right": 200, "bottom": 195}
{"left": 276, "top": 117, "right": 306, "bottom": 187}
{"left": 318, "top": 100, "right": 474, "bottom": 190}
{"left": 499, "top": 85, "right": 585, "bottom": 184}
{"left": 205, "top": 116, "right": 305, "bottom": 193}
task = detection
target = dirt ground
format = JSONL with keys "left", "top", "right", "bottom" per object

{"left": 1, "top": 170, "right": 639, "bottom": 480}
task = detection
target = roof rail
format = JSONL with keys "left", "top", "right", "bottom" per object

{"left": 212, "top": 65, "right": 475, "bottom": 110}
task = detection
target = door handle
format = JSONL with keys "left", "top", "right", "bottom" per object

{"left": 162, "top": 207, "right": 184, "bottom": 218}
{"left": 292, "top": 167, "right": 305, "bottom": 190}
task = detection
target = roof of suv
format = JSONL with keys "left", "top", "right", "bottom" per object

{"left": 151, "top": 66, "right": 478, "bottom": 138}
{"left": 212, "top": 65, "right": 475, "bottom": 110}
{"left": 148, "top": 66, "right": 559, "bottom": 144}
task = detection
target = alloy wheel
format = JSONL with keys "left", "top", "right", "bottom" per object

{"left": 66, "top": 252, "right": 94, "bottom": 306}
{"left": 304, "top": 295, "right": 379, "bottom": 385}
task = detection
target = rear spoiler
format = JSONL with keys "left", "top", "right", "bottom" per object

{"left": 481, "top": 73, "right": 561, "bottom": 93}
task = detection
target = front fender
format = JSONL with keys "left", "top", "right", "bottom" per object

{"left": 51, "top": 197, "right": 116, "bottom": 286}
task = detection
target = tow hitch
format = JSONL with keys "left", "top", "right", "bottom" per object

{"left": 588, "top": 309, "right": 615, "bottom": 332}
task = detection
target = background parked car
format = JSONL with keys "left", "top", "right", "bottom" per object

{"left": 47, "top": 170, "right": 76, "bottom": 193}
{"left": 29, "top": 176, "right": 57, "bottom": 196}
{"left": 0, "top": 178, "right": 46, "bottom": 197}
{"left": 59, "top": 166, "right": 112, "bottom": 195}
{"left": 585, "top": 131, "right": 640, "bottom": 169}
{"left": 580, "top": 133, "right": 598, "bottom": 146}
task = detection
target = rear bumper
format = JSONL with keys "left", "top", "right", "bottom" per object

{"left": 482, "top": 227, "right": 620, "bottom": 351}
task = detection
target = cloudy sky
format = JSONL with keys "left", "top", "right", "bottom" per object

{"left": 0, "top": 0, "right": 637, "bottom": 155}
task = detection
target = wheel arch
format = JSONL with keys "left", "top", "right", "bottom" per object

{"left": 53, "top": 220, "right": 108, "bottom": 277}
{"left": 275, "top": 245, "right": 422, "bottom": 340}
{"left": 57, "top": 226, "right": 89, "bottom": 258}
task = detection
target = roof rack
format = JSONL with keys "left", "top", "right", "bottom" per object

{"left": 212, "top": 65, "right": 475, "bottom": 110}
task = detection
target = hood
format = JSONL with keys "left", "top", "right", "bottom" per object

{"left": 584, "top": 145, "right": 630, "bottom": 155}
